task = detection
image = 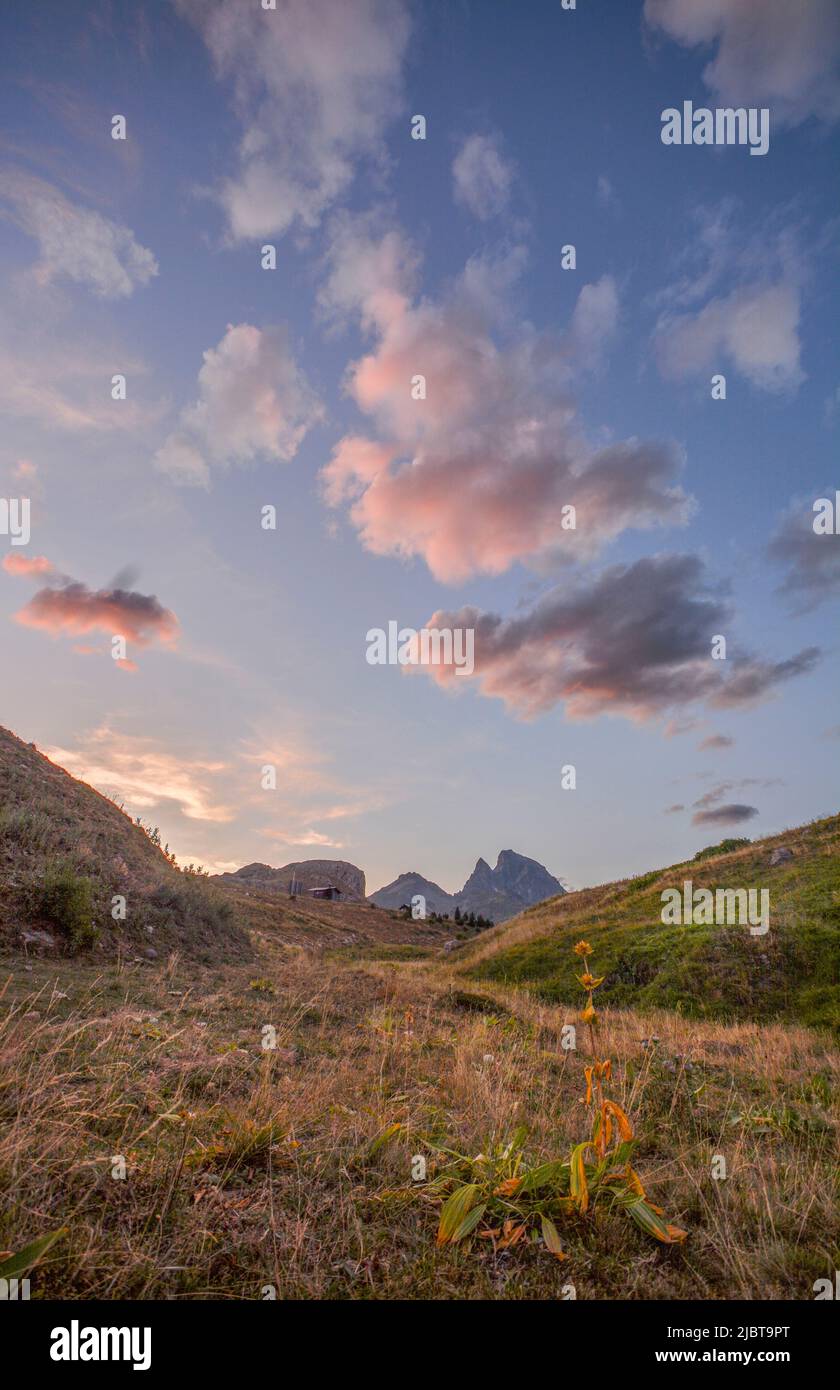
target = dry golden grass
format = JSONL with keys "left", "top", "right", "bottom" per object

{"left": 1, "top": 932, "right": 837, "bottom": 1301}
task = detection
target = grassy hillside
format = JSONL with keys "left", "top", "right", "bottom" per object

{"left": 0, "top": 726, "right": 250, "bottom": 963}
{"left": 457, "top": 815, "right": 840, "bottom": 1033}
{"left": 219, "top": 881, "right": 459, "bottom": 952}
{"left": 1, "top": 737, "right": 836, "bottom": 1301}
{"left": 1, "top": 942, "right": 836, "bottom": 1300}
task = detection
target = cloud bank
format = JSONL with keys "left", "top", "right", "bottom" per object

{"left": 417, "top": 553, "right": 820, "bottom": 720}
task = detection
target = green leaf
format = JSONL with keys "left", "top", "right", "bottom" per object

{"left": 611, "top": 1140, "right": 636, "bottom": 1167}
{"left": 519, "top": 1160, "right": 569, "bottom": 1193}
{"left": 0, "top": 1227, "right": 67, "bottom": 1279}
{"left": 622, "top": 1196, "right": 672, "bottom": 1241}
{"left": 506, "top": 1125, "right": 529, "bottom": 1154}
{"left": 450, "top": 1201, "right": 487, "bottom": 1243}
{"left": 437, "top": 1183, "right": 482, "bottom": 1244}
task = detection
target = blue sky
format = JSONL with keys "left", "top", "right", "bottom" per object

{"left": 0, "top": 0, "right": 838, "bottom": 894}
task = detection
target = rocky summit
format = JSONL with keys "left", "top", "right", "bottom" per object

{"left": 370, "top": 850, "right": 565, "bottom": 923}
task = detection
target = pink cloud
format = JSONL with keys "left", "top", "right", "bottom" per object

{"left": 47, "top": 726, "right": 233, "bottom": 824}
{"left": 14, "top": 580, "right": 179, "bottom": 651}
{"left": 319, "top": 220, "right": 691, "bottom": 583}
{"left": 3, "top": 554, "right": 54, "bottom": 577}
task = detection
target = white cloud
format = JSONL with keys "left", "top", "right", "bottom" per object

{"left": 570, "top": 275, "right": 620, "bottom": 368}
{"left": 155, "top": 323, "right": 322, "bottom": 485}
{"left": 654, "top": 281, "right": 804, "bottom": 392}
{"left": 452, "top": 134, "right": 514, "bottom": 220}
{"left": 317, "top": 210, "right": 421, "bottom": 332}
{"left": 645, "top": 0, "right": 840, "bottom": 125}
{"left": 176, "top": 0, "right": 411, "bottom": 239}
{"left": 1, "top": 169, "right": 158, "bottom": 298}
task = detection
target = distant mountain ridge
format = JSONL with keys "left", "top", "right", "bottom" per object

{"left": 365, "top": 871, "right": 457, "bottom": 915}
{"left": 369, "top": 850, "right": 565, "bottom": 923}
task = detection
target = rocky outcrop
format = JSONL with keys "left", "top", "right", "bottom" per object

{"left": 768, "top": 847, "right": 793, "bottom": 866}
{"left": 216, "top": 859, "right": 366, "bottom": 900}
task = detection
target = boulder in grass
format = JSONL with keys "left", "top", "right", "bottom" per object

{"left": 21, "top": 928, "right": 56, "bottom": 950}
{"left": 769, "top": 847, "right": 793, "bottom": 866}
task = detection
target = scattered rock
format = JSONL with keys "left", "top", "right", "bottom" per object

{"left": 443, "top": 939, "right": 458, "bottom": 954}
{"left": 769, "top": 847, "right": 793, "bottom": 866}
{"left": 144, "top": 947, "right": 158, "bottom": 961}
{"left": 20, "top": 928, "right": 56, "bottom": 950}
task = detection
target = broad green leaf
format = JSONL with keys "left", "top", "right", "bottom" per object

{"left": 0, "top": 1227, "right": 67, "bottom": 1279}
{"left": 623, "top": 1196, "right": 685, "bottom": 1243}
{"left": 519, "top": 1160, "right": 569, "bottom": 1193}
{"left": 450, "top": 1202, "right": 487, "bottom": 1243}
{"left": 437, "top": 1183, "right": 481, "bottom": 1245}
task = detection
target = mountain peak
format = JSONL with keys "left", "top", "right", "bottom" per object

{"left": 370, "top": 849, "right": 565, "bottom": 925}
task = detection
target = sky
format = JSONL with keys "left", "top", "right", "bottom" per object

{"left": 0, "top": 0, "right": 838, "bottom": 895}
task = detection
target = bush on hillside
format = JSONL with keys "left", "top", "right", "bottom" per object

{"left": 694, "top": 838, "right": 751, "bottom": 862}
{"left": 30, "top": 864, "right": 97, "bottom": 952}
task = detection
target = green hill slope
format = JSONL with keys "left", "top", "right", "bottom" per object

{"left": 457, "top": 815, "right": 840, "bottom": 1032}
{"left": 0, "top": 725, "right": 250, "bottom": 963}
